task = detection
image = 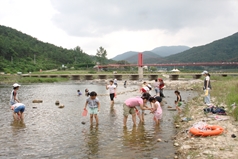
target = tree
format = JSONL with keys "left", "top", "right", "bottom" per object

{"left": 96, "top": 46, "right": 107, "bottom": 64}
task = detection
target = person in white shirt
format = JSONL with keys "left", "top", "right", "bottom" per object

{"left": 202, "top": 71, "right": 212, "bottom": 105}
{"left": 113, "top": 78, "right": 118, "bottom": 87}
{"left": 106, "top": 80, "right": 117, "bottom": 107}
{"left": 10, "top": 83, "right": 21, "bottom": 106}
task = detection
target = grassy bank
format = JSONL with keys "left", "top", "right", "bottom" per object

{"left": 174, "top": 76, "right": 238, "bottom": 158}
{"left": 0, "top": 75, "right": 69, "bottom": 84}
{"left": 18, "top": 77, "right": 69, "bottom": 83}
{"left": 211, "top": 76, "right": 238, "bottom": 120}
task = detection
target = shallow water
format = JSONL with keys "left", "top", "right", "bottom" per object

{"left": 0, "top": 81, "right": 196, "bottom": 159}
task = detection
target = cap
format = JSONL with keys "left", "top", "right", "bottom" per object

{"left": 13, "top": 83, "right": 21, "bottom": 87}
{"left": 201, "top": 71, "right": 208, "bottom": 75}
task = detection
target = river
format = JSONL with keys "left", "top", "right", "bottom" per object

{"left": 0, "top": 81, "right": 196, "bottom": 159}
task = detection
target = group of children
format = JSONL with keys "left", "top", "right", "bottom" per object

{"left": 9, "top": 83, "right": 25, "bottom": 121}
{"left": 9, "top": 78, "right": 182, "bottom": 126}
{"left": 82, "top": 78, "right": 182, "bottom": 127}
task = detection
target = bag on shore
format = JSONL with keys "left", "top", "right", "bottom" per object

{"left": 203, "top": 106, "right": 226, "bottom": 115}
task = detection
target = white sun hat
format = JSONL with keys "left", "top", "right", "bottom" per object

{"left": 13, "top": 83, "right": 21, "bottom": 87}
{"left": 201, "top": 71, "right": 208, "bottom": 75}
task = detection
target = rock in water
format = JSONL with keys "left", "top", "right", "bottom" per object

{"left": 32, "top": 100, "right": 43, "bottom": 103}
{"left": 58, "top": 104, "right": 64, "bottom": 108}
{"left": 55, "top": 100, "right": 60, "bottom": 105}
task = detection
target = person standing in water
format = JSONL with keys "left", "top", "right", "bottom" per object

{"left": 202, "top": 70, "right": 212, "bottom": 105}
{"left": 124, "top": 80, "right": 127, "bottom": 88}
{"left": 158, "top": 78, "right": 165, "bottom": 98}
{"left": 149, "top": 97, "right": 162, "bottom": 125}
{"left": 10, "top": 83, "right": 21, "bottom": 106}
{"left": 174, "top": 90, "right": 182, "bottom": 113}
{"left": 153, "top": 79, "right": 160, "bottom": 96}
{"left": 85, "top": 89, "right": 90, "bottom": 97}
{"left": 113, "top": 78, "right": 118, "bottom": 87}
{"left": 77, "top": 90, "right": 82, "bottom": 96}
{"left": 123, "top": 93, "right": 151, "bottom": 127}
{"left": 106, "top": 80, "right": 117, "bottom": 107}
{"left": 11, "top": 103, "right": 25, "bottom": 121}
{"left": 84, "top": 91, "right": 100, "bottom": 126}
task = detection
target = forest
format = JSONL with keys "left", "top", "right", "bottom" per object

{"left": 0, "top": 25, "right": 113, "bottom": 74}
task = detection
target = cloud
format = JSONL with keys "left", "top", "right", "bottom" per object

{"left": 50, "top": 0, "right": 238, "bottom": 37}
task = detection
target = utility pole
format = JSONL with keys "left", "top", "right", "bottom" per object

{"left": 11, "top": 56, "right": 13, "bottom": 64}
{"left": 34, "top": 54, "right": 36, "bottom": 64}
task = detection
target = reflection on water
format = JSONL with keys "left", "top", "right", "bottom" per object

{"left": 0, "top": 81, "right": 196, "bottom": 158}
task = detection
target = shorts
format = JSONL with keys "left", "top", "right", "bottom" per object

{"left": 178, "top": 102, "right": 182, "bottom": 107}
{"left": 110, "top": 93, "right": 115, "bottom": 101}
{"left": 89, "top": 107, "right": 98, "bottom": 114}
{"left": 123, "top": 104, "right": 135, "bottom": 116}
{"left": 14, "top": 105, "right": 25, "bottom": 113}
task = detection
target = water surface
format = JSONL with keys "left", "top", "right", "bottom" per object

{"left": 0, "top": 81, "right": 195, "bottom": 159}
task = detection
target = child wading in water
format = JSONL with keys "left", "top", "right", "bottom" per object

{"left": 149, "top": 97, "right": 162, "bottom": 125}
{"left": 11, "top": 103, "right": 25, "bottom": 121}
{"left": 174, "top": 90, "right": 182, "bottom": 113}
{"left": 84, "top": 91, "right": 100, "bottom": 125}
{"left": 10, "top": 83, "right": 21, "bottom": 105}
{"left": 106, "top": 80, "right": 116, "bottom": 107}
{"left": 77, "top": 90, "right": 82, "bottom": 96}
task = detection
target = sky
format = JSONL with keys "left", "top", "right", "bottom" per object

{"left": 0, "top": 0, "right": 238, "bottom": 59}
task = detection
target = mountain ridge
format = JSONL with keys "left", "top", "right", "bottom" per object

{"left": 111, "top": 45, "right": 190, "bottom": 62}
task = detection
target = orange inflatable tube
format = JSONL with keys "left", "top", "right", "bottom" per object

{"left": 189, "top": 125, "right": 224, "bottom": 137}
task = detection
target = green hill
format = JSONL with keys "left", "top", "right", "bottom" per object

{"left": 111, "top": 46, "right": 189, "bottom": 62}
{"left": 163, "top": 32, "right": 238, "bottom": 63}
{"left": 0, "top": 25, "right": 98, "bottom": 73}
{"left": 151, "top": 46, "right": 190, "bottom": 57}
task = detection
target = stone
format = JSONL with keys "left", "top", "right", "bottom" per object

{"left": 81, "top": 121, "right": 86, "bottom": 125}
{"left": 157, "top": 138, "right": 162, "bottom": 142}
{"left": 174, "top": 143, "right": 179, "bottom": 147}
{"left": 174, "top": 155, "right": 178, "bottom": 159}
{"left": 175, "top": 125, "right": 180, "bottom": 128}
{"left": 181, "top": 145, "right": 191, "bottom": 150}
{"left": 55, "top": 100, "right": 60, "bottom": 105}
{"left": 203, "top": 150, "right": 212, "bottom": 155}
{"left": 32, "top": 100, "right": 43, "bottom": 103}
{"left": 58, "top": 104, "right": 64, "bottom": 108}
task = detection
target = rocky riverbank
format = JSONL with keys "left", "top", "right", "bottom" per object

{"left": 161, "top": 80, "right": 238, "bottom": 159}
{"left": 129, "top": 78, "right": 238, "bottom": 159}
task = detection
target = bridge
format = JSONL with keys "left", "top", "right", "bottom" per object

{"left": 98, "top": 62, "right": 238, "bottom": 68}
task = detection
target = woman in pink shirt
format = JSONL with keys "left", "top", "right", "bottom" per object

{"left": 123, "top": 93, "right": 151, "bottom": 127}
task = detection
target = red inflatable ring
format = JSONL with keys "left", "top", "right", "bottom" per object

{"left": 189, "top": 125, "right": 224, "bottom": 137}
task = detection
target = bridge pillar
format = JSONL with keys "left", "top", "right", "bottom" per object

{"left": 148, "top": 75, "right": 158, "bottom": 81}
{"left": 138, "top": 53, "right": 143, "bottom": 80}
{"left": 138, "top": 67, "right": 143, "bottom": 80}
{"left": 169, "top": 74, "right": 179, "bottom": 80}
{"left": 193, "top": 74, "right": 202, "bottom": 79}
{"left": 71, "top": 75, "right": 80, "bottom": 80}
{"left": 130, "top": 75, "right": 139, "bottom": 80}
{"left": 98, "top": 75, "right": 107, "bottom": 79}
{"left": 114, "top": 75, "right": 122, "bottom": 80}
